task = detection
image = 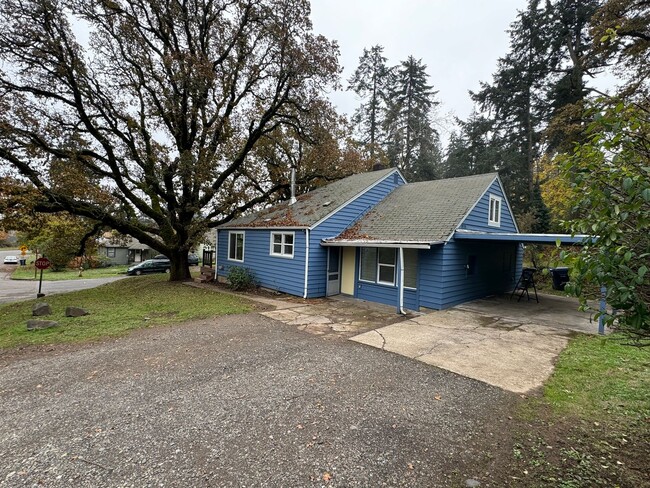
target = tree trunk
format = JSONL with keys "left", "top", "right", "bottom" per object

{"left": 169, "top": 250, "right": 192, "bottom": 281}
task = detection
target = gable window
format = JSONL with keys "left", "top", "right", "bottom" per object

{"left": 489, "top": 195, "right": 502, "bottom": 226}
{"left": 228, "top": 231, "right": 244, "bottom": 262}
{"left": 377, "top": 248, "right": 396, "bottom": 285}
{"left": 270, "top": 232, "right": 294, "bottom": 258}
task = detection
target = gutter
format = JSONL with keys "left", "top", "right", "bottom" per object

{"left": 321, "top": 240, "right": 436, "bottom": 249}
{"left": 303, "top": 229, "right": 310, "bottom": 298}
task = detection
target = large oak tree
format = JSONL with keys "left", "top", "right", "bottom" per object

{"left": 0, "top": 0, "right": 340, "bottom": 280}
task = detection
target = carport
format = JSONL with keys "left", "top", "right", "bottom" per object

{"left": 453, "top": 229, "right": 605, "bottom": 333}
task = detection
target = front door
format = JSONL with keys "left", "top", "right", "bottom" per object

{"left": 327, "top": 247, "right": 341, "bottom": 296}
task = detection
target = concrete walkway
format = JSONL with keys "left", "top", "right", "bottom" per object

{"left": 261, "top": 296, "right": 412, "bottom": 338}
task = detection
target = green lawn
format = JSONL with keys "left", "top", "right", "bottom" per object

{"left": 0, "top": 274, "right": 251, "bottom": 349}
{"left": 11, "top": 265, "right": 129, "bottom": 281}
{"left": 544, "top": 334, "right": 650, "bottom": 422}
{"left": 509, "top": 334, "right": 650, "bottom": 487}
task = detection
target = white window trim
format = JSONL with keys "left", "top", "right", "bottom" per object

{"left": 488, "top": 195, "right": 502, "bottom": 227}
{"left": 228, "top": 231, "right": 245, "bottom": 262}
{"left": 358, "top": 248, "right": 377, "bottom": 283}
{"left": 269, "top": 231, "right": 295, "bottom": 258}
{"left": 377, "top": 249, "right": 396, "bottom": 286}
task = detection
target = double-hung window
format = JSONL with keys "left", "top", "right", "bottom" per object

{"left": 270, "top": 232, "right": 294, "bottom": 258}
{"left": 106, "top": 247, "right": 116, "bottom": 258}
{"left": 377, "top": 248, "right": 396, "bottom": 285}
{"left": 488, "top": 195, "right": 501, "bottom": 227}
{"left": 228, "top": 231, "right": 245, "bottom": 262}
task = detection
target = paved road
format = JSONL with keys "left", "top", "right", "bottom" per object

{"left": 0, "top": 249, "right": 126, "bottom": 304}
{"left": 0, "top": 314, "right": 518, "bottom": 487}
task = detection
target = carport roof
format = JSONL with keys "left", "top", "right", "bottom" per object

{"left": 453, "top": 229, "right": 594, "bottom": 245}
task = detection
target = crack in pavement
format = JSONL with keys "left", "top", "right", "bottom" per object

{"left": 373, "top": 329, "right": 387, "bottom": 351}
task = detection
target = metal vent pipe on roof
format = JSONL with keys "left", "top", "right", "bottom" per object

{"left": 290, "top": 166, "right": 296, "bottom": 205}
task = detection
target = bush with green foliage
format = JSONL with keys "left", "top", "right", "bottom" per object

{"left": 558, "top": 98, "right": 650, "bottom": 345}
{"left": 227, "top": 266, "right": 258, "bottom": 291}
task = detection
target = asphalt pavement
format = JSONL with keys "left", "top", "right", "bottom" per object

{"left": 0, "top": 249, "right": 125, "bottom": 304}
{"left": 0, "top": 314, "right": 518, "bottom": 487}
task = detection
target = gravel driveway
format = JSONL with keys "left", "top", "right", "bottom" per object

{"left": 0, "top": 314, "right": 517, "bottom": 487}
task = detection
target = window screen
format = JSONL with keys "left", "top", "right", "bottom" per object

{"left": 359, "top": 248, "right": 377, "bottom": 282}
{"left": 403, "top": 249, "right": 418, "bottom": 289}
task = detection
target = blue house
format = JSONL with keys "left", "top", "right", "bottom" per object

{"left": 216, "top": 168, "right": 582, "bottom": 312}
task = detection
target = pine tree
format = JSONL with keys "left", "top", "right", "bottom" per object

{"left": 383, "top": 56, "right": 441, "bottom": 181}
{"left": 347, "top": 46, "right": 391, "bottom": 160}
{"left": 444, "top": 112, "right": 501, "bottom": 178}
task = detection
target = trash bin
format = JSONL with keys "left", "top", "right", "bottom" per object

{"left": 549, "top": 267, "right": 570, "bottom": 291}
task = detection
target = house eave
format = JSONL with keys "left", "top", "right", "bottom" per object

{"left": 321, "top": 239, "right": 438, "bottom": 249}
{"left": 453, "top": 229, "right": 595, "bottom": 245}
{"left": 218, "top": 226, "right": 308, "bottom": 231}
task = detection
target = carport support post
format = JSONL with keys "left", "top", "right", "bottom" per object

{"left": 598, "top": 286, "right": 606, "bottom": 335}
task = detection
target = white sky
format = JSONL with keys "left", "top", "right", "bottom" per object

{"left": 310, "top": 0, "right": 527, "bottom": 134}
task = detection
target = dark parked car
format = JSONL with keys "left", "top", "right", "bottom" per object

{"left": 153, "top": 253, "right": 199, "bottom": 266}
{"left": 126, "top": 259, "right": 171, "bottom": 276}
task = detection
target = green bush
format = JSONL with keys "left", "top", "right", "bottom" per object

{"left": 227, "top": 266, "right": 257, "bottom": 291}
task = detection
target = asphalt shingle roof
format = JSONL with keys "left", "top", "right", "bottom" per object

{"left": 331, "top": 173, "right": 498, "bottom": 244}
{"left": 220, "top": 168, "right": 398, "bottom": 228}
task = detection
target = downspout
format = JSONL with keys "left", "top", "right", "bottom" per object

{"left": 398, "top": 247, "right": 406, "bottom": 315}
{"left": 303, "top": 228, "right": 309, "bottom": 298}
{"left": 213, "top": 230, "right": 219, "bottom": 282}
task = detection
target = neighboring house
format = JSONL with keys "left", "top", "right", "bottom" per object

{"left": 216, "top": 168, "right": 583, "bottom": 312}
{"left": 98, "top": 236, "right": 154, "bottom": 265}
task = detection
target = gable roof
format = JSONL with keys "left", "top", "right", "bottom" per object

{"left": 219, "top": 168, "right": 400, "bottom": 229}
{"left": 325, "top": 173, "right": 499, "bottom": 246}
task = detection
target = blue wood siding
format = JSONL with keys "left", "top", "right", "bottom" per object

{"left": 459, "top": 179, "right": 518, "bottom": 233}
{"left": 438, "top": 240, "right": 520, "bottom": 309}
{"left": 353, "top": 247, "right": 418, "bottom": 312}
{"left": 417, "top": 246, "right": 445, "bottom": 310}
{"left": 307, "top": 172, "right": 406, "bottom": 297}
{"left": 216, "top": 229, "right": 306, "bottom": 296}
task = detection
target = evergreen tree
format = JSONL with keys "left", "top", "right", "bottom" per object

{"left": 347, "top": 46, "right": 391, "bottom": 160}
{"left": 384, "top": 56, "right": 441, "bottom": 181}
{"left": 448, "top": 0, "right": 603, "bottom": 220}
{"left": 444, "top": 112, "right": 500, "bottom": 178}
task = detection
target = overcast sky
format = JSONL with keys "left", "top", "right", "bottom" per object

{"left": 310, "top": 0, "right": 527, "bottom": 135}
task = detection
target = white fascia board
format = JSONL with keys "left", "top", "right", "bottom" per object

{"left": 309, "top": 168, "right": 405, "bottom": 231}
{"left": 217, "top": 226, "right": 307, "bottom": 231}
{"left": 321, "top": 239, "right": 435, "bottom": 249}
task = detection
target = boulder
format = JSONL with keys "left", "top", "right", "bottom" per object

{"left": 65, "top": 306, "right": 89, "bottom": 317}
{"left": 27, "top": 320, "right": 59, "bottom": 331}
{"left": 32, "top": 302, "right": 52, "bottom": 316}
